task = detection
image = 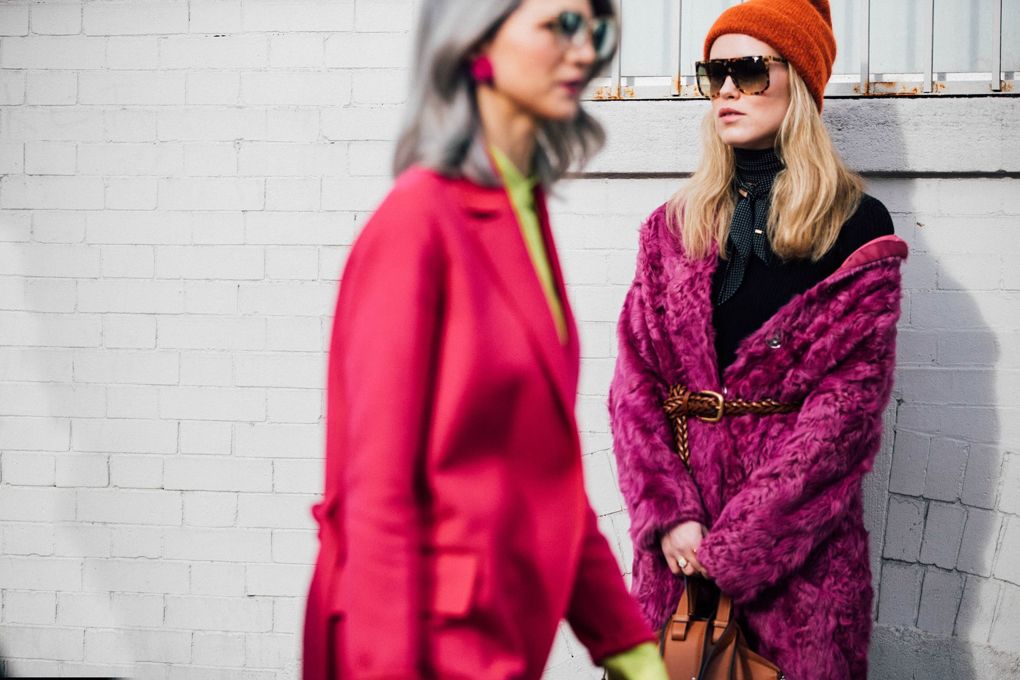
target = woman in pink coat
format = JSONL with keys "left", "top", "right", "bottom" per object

{"left": 610, "top": 1, "right": 908, "bottom": 678}
{"left": 304, "top": 2, "right": 663, "bottom": 678}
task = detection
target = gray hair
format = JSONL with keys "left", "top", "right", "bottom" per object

{"left": 393, "top": 0, "right": 616, "bottom": 187}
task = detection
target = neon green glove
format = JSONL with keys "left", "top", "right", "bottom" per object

{"left": 602, "top": 641, "right": 669, "bottom": 680}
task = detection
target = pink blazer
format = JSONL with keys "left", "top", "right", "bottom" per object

{"left": 304, "top": 167, "right": 653, "bottom": 679}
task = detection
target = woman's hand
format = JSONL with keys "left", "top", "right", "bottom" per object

{"left": 660, "top": 521, "right": 708, "bottom": 577}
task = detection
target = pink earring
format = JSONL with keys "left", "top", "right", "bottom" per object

{"left": 471, "top": 56, "right": 495, "bottom": 85}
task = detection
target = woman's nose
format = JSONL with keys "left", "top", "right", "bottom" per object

{"left": 567, "top": 32, "right": 597, "bottom": 66}
{"left": 717, "top": 75, "right": 739, "bottom": 98}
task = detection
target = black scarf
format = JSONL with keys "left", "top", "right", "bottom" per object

{"left": 715, "top": 147, "right": 784, "bottom": 306}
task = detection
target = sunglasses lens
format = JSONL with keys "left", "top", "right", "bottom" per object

{"left": 696, "top": 62, "right": 725, "bottom": 98}
{"left": 557, "top": 11, "right": 583, "bottom": 37}
{"left": 552, "top": 12, "right": 617, "bottom": 59}
{"left": 730, "top": 57, "right": 769, "bottom": 94}
{"left": 592, "top": 19, "right": 616, "bottom": 59}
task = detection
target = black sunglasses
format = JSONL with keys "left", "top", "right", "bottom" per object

{"left": 544, "top": 11, "right": 618, "bottom": 60}
{"left": 695, "top": 56, "right": 789, "bottom": 98}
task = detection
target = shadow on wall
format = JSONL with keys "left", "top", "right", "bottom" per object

{"left": 829, "top": 99, "right": 1017, "bottom": 679}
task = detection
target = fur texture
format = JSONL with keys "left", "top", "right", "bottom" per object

{"left": 609, "top": 205, "right": 906, "bottom": 680}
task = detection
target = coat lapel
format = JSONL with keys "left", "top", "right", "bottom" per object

{"left": 661, "top": 237, "right": 722, "bottom": 392}
{"left": 456, "top": 179, "right": 577, "bottom": 425}
{"left": 534, "top": 186, "right": 580, "bottom": 396}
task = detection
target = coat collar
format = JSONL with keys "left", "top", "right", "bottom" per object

{"left": 451, "top": 176, "right": 580, "bottom": 425}
{"left": 835, "top": 234, "right": 908, "bottom": 274}
{"left": 657, "top": 203, "right": 909, "bottom": 396}
{"left": 721, "top": 237, "right": 907, "bottom": 390}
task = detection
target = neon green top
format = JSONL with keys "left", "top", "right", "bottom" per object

{"left": 489, "top": 145, "right": 568, "bottom": 344}
{"left": 602, "top": 641, "right": 670, "bottom": 680}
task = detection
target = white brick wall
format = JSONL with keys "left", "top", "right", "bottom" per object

{"left": 0, "top": 1, "right": 1017, "bottom": 678}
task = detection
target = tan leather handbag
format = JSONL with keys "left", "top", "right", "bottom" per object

{"left": 659, "top": 577, "right": 784, "bottom": 680}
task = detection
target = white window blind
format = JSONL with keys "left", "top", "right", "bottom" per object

{"left": 590, "top": 0, "right": 1018, "bottom": 99}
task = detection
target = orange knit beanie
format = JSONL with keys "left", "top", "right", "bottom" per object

{"left": 703, "top": 0, "right": 836, "bottom": 111}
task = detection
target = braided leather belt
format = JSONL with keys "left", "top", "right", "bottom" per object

{"left": 663, "top": 384, "right": 802, "bottom": 466}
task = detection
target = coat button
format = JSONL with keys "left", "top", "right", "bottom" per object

{"left": 766, "top": 332, "right": 784, "bottom": 349}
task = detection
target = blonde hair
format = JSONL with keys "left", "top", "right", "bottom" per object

{"left": 667, "top": 66, "right": 862, "bottom": 262}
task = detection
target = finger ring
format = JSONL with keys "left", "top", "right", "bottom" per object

{"left": 677, "top": 556, "right": 688, "bottom": 569}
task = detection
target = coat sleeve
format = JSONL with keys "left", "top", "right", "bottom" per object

{"left": 609, "top": 237, "right": 707, "bottom": 557}
{"left": 333, "top": 192, "right": 444, "bottom": 679}
{"left": 697, "top": 281, "right": 901, "bottom": 605}
{"left": 566, "top": 503, "right": 656, "bottom": 664}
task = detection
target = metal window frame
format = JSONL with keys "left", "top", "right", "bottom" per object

{"left": 587, "top": 0, "right": 1015, "bottom": 101}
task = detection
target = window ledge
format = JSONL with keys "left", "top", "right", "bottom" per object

{"left": 583, "top": 96, "right": 1020, "bottom": 176}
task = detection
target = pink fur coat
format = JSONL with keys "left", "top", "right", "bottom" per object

{"left": 609, "top": 205, "right": 907, "bottom": 680}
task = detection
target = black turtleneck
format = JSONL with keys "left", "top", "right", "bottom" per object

{"left": 710, "top": 147, "right": 895, "bottom": 373}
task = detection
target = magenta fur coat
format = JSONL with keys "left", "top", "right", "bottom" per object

{"left": 609, "top": 204, "right": 908, "bottom": 680}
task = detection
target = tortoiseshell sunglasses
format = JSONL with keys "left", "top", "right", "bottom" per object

{"left": 695, "top": 56, "right": 789, "bottom": 98}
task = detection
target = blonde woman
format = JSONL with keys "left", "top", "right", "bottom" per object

{"left": 610, "top": 1, "right": 908, "bottom": 678}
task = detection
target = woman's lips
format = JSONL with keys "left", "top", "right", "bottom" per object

{"left": 718, "top": 107, "right": 744, "bottom": 121}
{"left": 561, "top": 80, "right": 583, "bottom": 96}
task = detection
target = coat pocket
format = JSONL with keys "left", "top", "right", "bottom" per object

{"left": 429, "top": 548, "right": 480, "bottom": 618}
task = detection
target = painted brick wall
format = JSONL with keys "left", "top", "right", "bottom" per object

{"left": 0, "top": 2, "right": 1017, "bottom": 678}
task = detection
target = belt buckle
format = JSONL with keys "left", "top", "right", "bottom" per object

{"left": 696, "top": 390, "right": 725, "bottom": 423}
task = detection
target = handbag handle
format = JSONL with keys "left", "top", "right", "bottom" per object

{"left": 712, "top": 589, "right": 733, "bottom": 644}
{"left": 670, "top": 576, "right": 736, "bottom": 645}
{"left": 668, "top": 576, "right": 698, "bottom": 641}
